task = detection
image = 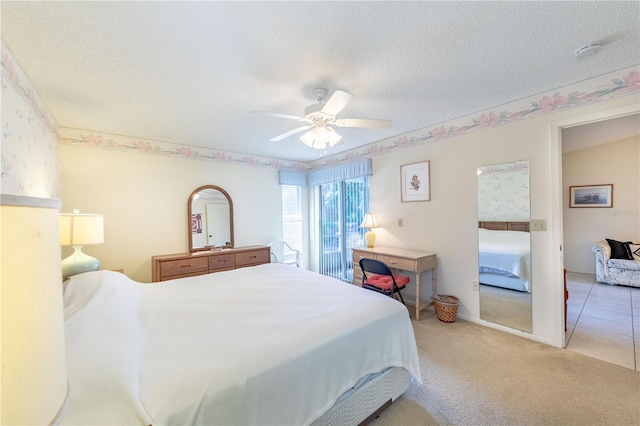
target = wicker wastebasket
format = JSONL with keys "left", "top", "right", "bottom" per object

{"left": 433, "top": 294, "right": 459, "bottom": 323}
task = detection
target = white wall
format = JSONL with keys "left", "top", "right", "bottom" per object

{"left": 369, "top": 96, "right": 639, "bottom": 346}
{"left": 562, "top": 136, "right": 640, "bottom": 273}
{"left": 59, "top": 146, "right": 284, "bottom": 282}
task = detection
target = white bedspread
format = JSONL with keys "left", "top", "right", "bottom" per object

{"left": 478, "top": 228, "right": 531, "bottom": 292}
{"left": 62, "top": 264, "right": 421, "bottom": 425}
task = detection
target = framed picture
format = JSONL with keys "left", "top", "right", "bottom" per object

{"left": 569, "top": 184, "right": 613, "bottom": 208}
{"left": 401, "top": 160, "right": 430, "bottom": 202}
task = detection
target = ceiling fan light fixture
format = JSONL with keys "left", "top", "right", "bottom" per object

{"left": 300, "top": 125, "right": 341, "bottom": 149}
{"left": 261, "top": 87, "right": 390, "bottom": 146}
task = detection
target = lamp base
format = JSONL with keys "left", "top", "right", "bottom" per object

{"left": 61, "top": 245, "right": 100, "bottom": 280}
{"left": 364, "top": 230, "right": 377, "bottom": 248}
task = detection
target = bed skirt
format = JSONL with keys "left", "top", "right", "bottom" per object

{"left": 312, "top": 367, "right": 410, "bottom": 425}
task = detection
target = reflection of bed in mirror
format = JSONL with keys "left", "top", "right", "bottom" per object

{"left": 478, "top": 221, "right": 531, "bottom": 293}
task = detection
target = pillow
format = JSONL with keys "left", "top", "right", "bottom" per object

{"left": 606, "top": 239, "right": 632, "bottom": 260}
{"left": 628, "top": 243, "right": 640, "bottom": 261}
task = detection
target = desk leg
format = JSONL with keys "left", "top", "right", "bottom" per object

{"left": 415, "top": 273, "right": 421, "bottom": 321}
{"left": 432, "top": 266, "right": 437, "bottom": 299}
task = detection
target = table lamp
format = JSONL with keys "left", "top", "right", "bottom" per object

{"left": 59, "top": 209, "right": 104, "bottom": 279}
{"left": 360, "top": 213, "right": 379, "bottom": 248}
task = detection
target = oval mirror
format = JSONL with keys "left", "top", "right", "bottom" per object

{"left": 188, "top": 185, "right": 234, "bottom": 252}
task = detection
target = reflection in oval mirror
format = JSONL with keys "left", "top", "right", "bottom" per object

{"left": 188, "top": 185, "right": 234, "bottom": 252}
{"left": 477, "top": 160, "right": 532, "bottom": 333}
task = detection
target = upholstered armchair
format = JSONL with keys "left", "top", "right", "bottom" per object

{"left": 592, "top": 240, "right": 640, "bottom": 288}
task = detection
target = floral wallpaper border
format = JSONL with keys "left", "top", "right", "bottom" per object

{"left": 59, "top": 67, "right": 640, "bottom": 172}
{"left": 58, "top": 130, "right": 312, "bottom": 172}
{"left": 316, "top": 67, "right": 639, "bottom": 170}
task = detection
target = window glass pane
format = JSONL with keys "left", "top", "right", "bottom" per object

{"left": 281, "top": 185, "right": 302, "bottom": 252}
{"left": 319, "top": 177, "right": 368, "bottom": 281}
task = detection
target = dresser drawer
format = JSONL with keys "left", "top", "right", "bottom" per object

{"left": 353, "top": 267, "right": 364, "bottom": 286}
{"left": 152, "top": 246, "right": 270, "bottom": 282}
{"left": 209, "top": 254, "right": 235, "bottom": 271}
{"left": 160, "top": 257, "right": 208, "bottom": 278}
{"left": 375, "top": 254, "right": 415, "bottom": 272}
{"left": 236, "top": 249, "right": 270, "bottom": 267}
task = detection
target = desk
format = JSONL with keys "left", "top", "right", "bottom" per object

{"left": 352, "top": 246, "right": 437, "bottom": 320}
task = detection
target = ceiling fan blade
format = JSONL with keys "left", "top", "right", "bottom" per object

{"left": 321, "top": 90, "right": 355, "bottom": 116}
{"left": 333, "top": 118, "right": 393, "bottom": 129}
{"left": 270, "top": 125, "right": 313, "bottom": 142}
{"left": 252, "top": 111, "right": 305, "bottom": 121}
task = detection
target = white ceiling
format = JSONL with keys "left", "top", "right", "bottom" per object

{"left": 562, "top": 114, "right": 639, "bottom": 153}
{"left": 1, "top": 1, "right": 639, "bottom": 163}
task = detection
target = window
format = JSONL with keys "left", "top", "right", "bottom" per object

{"left": 318, "top": 176, "right": 369, "bottom": 282}
{"left": 281, "top": 185, "right": 302, "bottom": 252}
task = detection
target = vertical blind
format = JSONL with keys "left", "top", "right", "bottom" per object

{"left": 281, "top": 185, "right": 302, "bottom": 252}
{"left": 279, "top": 159, "right": 372, "bottom": 279}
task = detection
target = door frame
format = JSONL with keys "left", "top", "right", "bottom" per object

{"left": 550, "top": 103, "right": 639, "bottom": 348}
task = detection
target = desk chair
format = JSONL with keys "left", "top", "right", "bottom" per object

{"left": 269, "top": 240, "right": 301, "bottom": 267}
{"left": 359, "top": 258, "right": 409, "bottom": 304}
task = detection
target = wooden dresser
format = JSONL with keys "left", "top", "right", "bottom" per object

{"left": 152, "top": 245, "right": 270, "bottom": 282}
{"left": 352, "top": 246, "right": 437, "bottom": 320}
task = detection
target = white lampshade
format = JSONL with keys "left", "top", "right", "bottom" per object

{"left": 59, "top": 212, "right": 104, "bottom": 246}
{"left": 59, "top": 211, "right": 104, "bottom": 279}
{"left": 300, "top": 124, "right": 342, "bottom": 149}
{"left": 360, "top": 213, "right": 379, "bottom": 229}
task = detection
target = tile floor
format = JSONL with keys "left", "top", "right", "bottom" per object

{"left": 565, "top": 271, "right": 640, "bottom": 371}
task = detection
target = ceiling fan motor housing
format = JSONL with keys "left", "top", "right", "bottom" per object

{"left": 304, "top": 103, "right": 334, "bottom": 122}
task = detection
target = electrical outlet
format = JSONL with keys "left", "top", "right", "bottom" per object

{"left": 472, "top": 280, "right": 479, "bottom": 291}
{"left": 398, "top": 218, "right": 403, "bottom": 227}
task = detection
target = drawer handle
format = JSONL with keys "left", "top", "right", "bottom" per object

{"left": 389, "top": 260, "right": 397, "bottom": 264}
{"left": 249, "top": 255, "right": 257, "bottom": 259}
{"left": 180, "top": 264, "right": 191, "bottom": 268}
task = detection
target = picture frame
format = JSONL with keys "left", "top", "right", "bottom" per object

{"left": 569, "top": 184, "right": 613, "bottom": 208}
{"left": 401, "top": 160, "right": 430, "bottom": 202}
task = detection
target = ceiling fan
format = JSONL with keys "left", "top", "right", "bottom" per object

{"left": 255, "top": 88, "right": 392, "bottom": 150}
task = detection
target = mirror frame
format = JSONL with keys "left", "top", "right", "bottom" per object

{"left": 188, "top": 185, "right": 234, "bottom": 252}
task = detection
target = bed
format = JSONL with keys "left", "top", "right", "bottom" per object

{"left": 61, "top": 263, "right": 422, "bottom": 425}
{"left": 478, "top": 221, "right": 531, "bottom": 293}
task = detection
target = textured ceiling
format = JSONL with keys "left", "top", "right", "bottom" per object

{"left": 1, "top": 1, "right": 639, "bottom": 162}
{"left": 562, "top": 114, "right": 639, "bottom": 153}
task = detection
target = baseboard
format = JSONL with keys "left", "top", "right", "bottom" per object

{"left": 458, "top": 314, "right": 556, "bottom": 347}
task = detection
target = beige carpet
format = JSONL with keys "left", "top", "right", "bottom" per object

{"left": 372, "top": 313, "right": 640, "bottom": 426}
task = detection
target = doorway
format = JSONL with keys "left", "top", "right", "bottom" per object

{"left": 555, "top": 109, "right": 639, "bottom": 369}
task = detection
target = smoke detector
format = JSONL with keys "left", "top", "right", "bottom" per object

{"left": 574, "top": 43, "right": 602, "bottom": 59}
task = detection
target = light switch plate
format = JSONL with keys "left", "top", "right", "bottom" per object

{"left": 530, "top": 219, "right": 547, "bottom": 231}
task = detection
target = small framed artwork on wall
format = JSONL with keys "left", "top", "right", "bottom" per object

{"left": 401, "top": 160, "right": 430, "bottom": 202}
{"left": 569, "top": 184, "right": 613, "bottom": 208}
